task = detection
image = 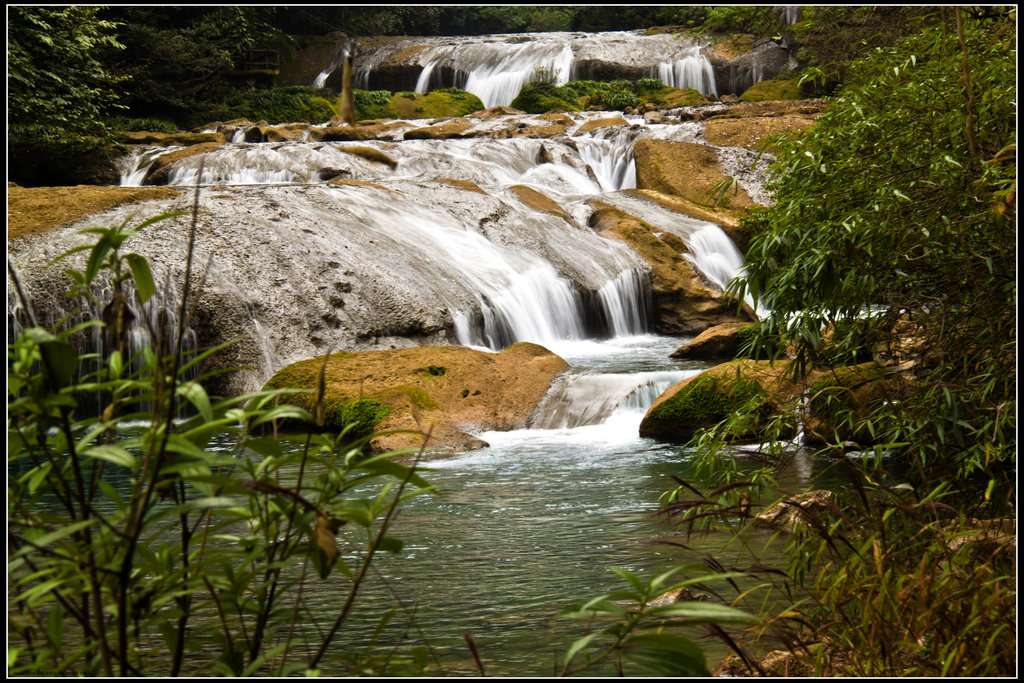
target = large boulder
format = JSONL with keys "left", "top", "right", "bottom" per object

{"left": 588, "top": 201, "right": 753, "bottom": 334}
{"left": 263, "top": 342, "right": 569, "bottom": 453}
{"left": 639, "top": 359, "right": 803, "bottom": 442}
{"left": 633, "top": 139, "right": 757, "bottom": 210}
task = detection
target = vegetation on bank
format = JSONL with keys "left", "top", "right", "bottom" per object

{"left": 668, "top": 8, "right": 1016, "bottom": 676}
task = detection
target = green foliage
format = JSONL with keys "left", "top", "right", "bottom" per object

{"left": 668, "top": 11, "right": 1016, "bottom": 677}
{"left": 7, "top": 207, "right": 436, "bottom": 676}
{"left": 104, "top": 116, "right": 181, "bottom": 134}
{"left": 558, "top": 566, "right": 757, "bottom": 676}
{"left": 8, "top": 6, "right": 126, "bottom": 142}
{"left": 700, "top": 6, "right": 781, "bottom": 34}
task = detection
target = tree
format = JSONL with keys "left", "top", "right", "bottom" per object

{"left": 734, "top": 10, "right": 1015, "bottom": 487}
{"left": 8, "top": 6, "right": 126, "bottom": 142}
{"left": 671, "top": 11, "right": 1015, "bottom": 675}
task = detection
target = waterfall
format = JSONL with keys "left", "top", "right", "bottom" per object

{"left": 533, "top": 369, "right": 698, "bottom": 429}
{"left": 575, "top": 130, "right": 639, "bottom": 193}
{"left": 332, "top": 30, "right": 718, "bottom": 105}
{"left": 655, "top": 47, "right": 718, "bottom": 95}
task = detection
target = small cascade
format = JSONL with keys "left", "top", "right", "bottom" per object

{"left": 656, "top": 47, "right": 718, "bottom": 95}
{"left": 532, "top": 369, "right": 697, "bottom": 429}
{"left": 119, "top": 147, "right": 179, "bottom": 186}
{"left": 680, "top": 226, "right": 746, "bottom": 292}
{"left": 575, "top": 130, "right": 638, "bottom": 193}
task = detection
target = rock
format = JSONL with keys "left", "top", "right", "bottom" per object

{"left": 263, "top": 342, "right": 569, "bottom": 453}
{"left": 588, "top": 201, "right": 754, "bottom": 334}
{"left": 509, "top": 185, "right": 571, "bottom": 221}
{"left": 703, "top": 111, "right": 820, "bottom": 153}
{"left": 639, "top": 359, "right": 802, "bottom": 442}
{"left": 802, "top": 362, "right": 900, "bottom": 449}
{"left": 755, "top": 490, "right": 837, "bottom": 531}
{"left": 116, "top": 131, "right": 225, "bottom": 146}
{"left": 576, "top": 117, "right": 629, "bottom": 134}
{"left": 260, "top": 124, "right": 309, "bottom": 142}
{"left": 470, "top": 105, "right": 527, "bottom": 119}
{"left": 671, "top": 322, "right": 752, "bottom": 360}
{"left": 719, "top": 94, "right": 739, "bottom": 104}
{"left": 643, "top": 110, "right": 665, "bottom": 124}
{"left": 622, "top": 189, "right": 752, "bottom": 254}
{"left": 7, "top": 186, "right": 181, "bottom": 241}
{"left": 511, "top": 124, "right": 566, "bottom": 139}
{"left": 337, "top": 145, "right": 398, "bottom": 169}
{"left": 402, "top": 118, "right": 475, "bottom": 140}
{"left": 633, "top": 139, "right": 757, "bottom": 209}
{"left": 143, "top": 142, "right": 225, "bottom": 185}
{"left": 739, "top": 79, "right": 803, "bottom": 102}
{"left": 309, "top": 121, "right": 414, "bottom": 142}
{"left": 534, "top": 112, "right": 576, "bottom": 127}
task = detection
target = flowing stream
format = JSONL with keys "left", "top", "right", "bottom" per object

{"left": 16, "top": 59, "right": 815, "bottom": 671}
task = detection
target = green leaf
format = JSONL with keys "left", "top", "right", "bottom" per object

{"left": 124, "top": 253, "right": 156, "bottom": 304}
{"left": 643, "top": 600, "right": 758, "bottom": 624}
{"left": 620, "top": 633, "right": 710, "bottom": 677}
{"left": 39, "top": 340, "right": 78, "bottom": 389}
{"left": 83, "top": 444, "right": 136, "bottom": 469}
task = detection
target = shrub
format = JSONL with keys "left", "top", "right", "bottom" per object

{"left": 7, "top": 202, "right": 436, "bottom": 676}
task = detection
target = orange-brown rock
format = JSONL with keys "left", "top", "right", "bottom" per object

{"left": 7, "top": 185, "right": 181, "bottom": 240}
{"left": 263, "top": 342, "right": 568, "bottom": 453}
{"left": 633, "top": 139, "right": 756, "bottom": 209}
{"left": 576, "top": 117, "right": 629, "bottom": 134}
{"left": 588, "top": 201, "right": 753, "bottom": 334}
{"left": 671, "top": 322, "right": 752, "bottom": 360}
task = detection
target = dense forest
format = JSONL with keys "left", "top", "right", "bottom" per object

{"left": 8, "top": 4, "right": 1016, "bottom": 678}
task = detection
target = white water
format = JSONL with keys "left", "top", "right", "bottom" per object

{"left": 333, "top": 30, "right": 719, "bottom": 107}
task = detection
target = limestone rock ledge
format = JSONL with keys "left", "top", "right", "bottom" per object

{"left": 263, "top": 342, "right": 569, "bottom": 453}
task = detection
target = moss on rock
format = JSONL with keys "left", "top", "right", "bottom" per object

{"left": 738, "top": 79, "right": 803, "bottom": 102}
{"left": 640, "top": 359, "right": 803, "bottom": 443}
{"left": 262, "top": 343, "right": 568, "bottom": 453}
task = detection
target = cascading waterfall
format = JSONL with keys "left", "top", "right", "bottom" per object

{"left": 96, "top": 106, "right": 760, "bottom": 391}
{"left": 533, "top": 369, "right": 697, "bottom": 429}
{"left": 331, "top": 30, "right": 720, "bottom": 106}
{"left": 656, "top": 47, "right": 718, "bottom": 95}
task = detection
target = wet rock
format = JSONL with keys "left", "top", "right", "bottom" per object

{"left": 576, "top": 117, "right": 629, "bottom": 135}
{"left": 639, "top": 359, "right": 803, "bottom": 442}
{"left": 633, "top": 139, "right": 757, "bottom": 209}
{"left": 260, "top": 124, "right": 309, "bottom": 142}
{"left": 116, "top": 131, "right": 225, "bottom": 146}
{"left": 755, "top": 490, "right": 838, "bottom": 531}
{"left": 263, "top": 342, "right": 569, "bottom": 453}
{"left": 588, "top": 201, "right": 753, "bottom": 335}
{"left": 402, "top": 118, "right": 475, "bottom": 140}
{"left": 670, "top": 322, "right": 752, "bottom": 360}
{"left": 470, "top": 105, "right": 527, "bottom": 118}
{"left": 622, "top": 190, "right": 752, "bottom": 254}
{"left": 509, "top": 185, "right": 571, "bottom": 222}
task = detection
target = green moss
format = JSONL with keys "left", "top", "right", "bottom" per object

{"left": 373, "top": 90, "right": 484, "bottom": 119}
{"left": 370, "top": 385, "right": 439, "bottom": 411}
{"left": 738, "top": 79, "right": 803, "bottom": 102}
{"left": 650, "top": 376, "right": 734, "bottom": 424}
{"left": 321, "top": 398, "right": 390, "bottom": 437}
